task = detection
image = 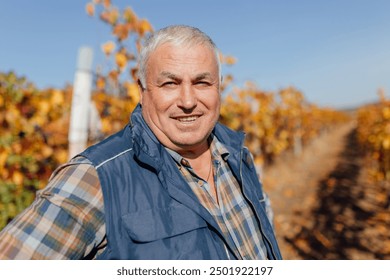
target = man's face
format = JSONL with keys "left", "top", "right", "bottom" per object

{"left": 140, "top": 43, "right": 221, "bottom": 153}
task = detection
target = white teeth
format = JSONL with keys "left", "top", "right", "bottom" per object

{"left": 177, "top": 116, "right": 198, "bottom": 122}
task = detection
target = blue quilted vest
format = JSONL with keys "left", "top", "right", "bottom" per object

{"left": 80, "top": 105, "right": 282, "bottom": 260}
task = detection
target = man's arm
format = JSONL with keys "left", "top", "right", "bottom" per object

{"left": 0, "top": 157, "right": 106, "bottom": 259}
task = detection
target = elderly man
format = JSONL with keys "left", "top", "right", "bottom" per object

{"left": 0, "top": 25, "right": 282, "bottom": 260}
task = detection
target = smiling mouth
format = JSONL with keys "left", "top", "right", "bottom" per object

{"left": 172, "top": 115, "right": 201, "bottom": 123}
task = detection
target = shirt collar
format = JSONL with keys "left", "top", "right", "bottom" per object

{"left": 165, "top": 133, "right": 230, "bottom": 168}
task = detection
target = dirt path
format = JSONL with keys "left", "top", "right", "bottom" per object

{"left": 263, "top": 122, "right": 390, "bottom": 259}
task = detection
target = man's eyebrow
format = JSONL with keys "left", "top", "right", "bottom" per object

{"left": 158, "top": 71, "right": 180, "bottom": 80}
{"left": 157, "top": 71, "right": 214, "bottom": 82}
{"left": 193, "top": 72, "right": 213, "bottom": 81}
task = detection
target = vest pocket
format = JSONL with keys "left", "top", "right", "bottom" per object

{"left": 121, "top": 203, "right": 207, "bottom": 242}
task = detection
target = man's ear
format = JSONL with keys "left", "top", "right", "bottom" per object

{"left": 137, "top": 79, "right": 144, "bottom": 105}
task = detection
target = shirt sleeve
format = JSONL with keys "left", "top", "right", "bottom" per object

{"left": 0, "top": 156, "right": 106, "bottom": 259}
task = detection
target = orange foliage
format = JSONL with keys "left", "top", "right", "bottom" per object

{"left": 86, "top": 1, "right": 153, "bottom": 94}
{"left": 220, "top": 84, "right": 350, "bottom": 167}
{"left": 357, "top": 90, "right": 390, "bottom": 181}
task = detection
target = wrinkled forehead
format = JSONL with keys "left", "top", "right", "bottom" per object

{"left": 146, "top": 42, "right": 221, "bottom": 77}
{"left": 151, "top": 40, "right": 218, "bottom": 60}
{"left": 148, "top": 43, "right": 219, "bottom": 73}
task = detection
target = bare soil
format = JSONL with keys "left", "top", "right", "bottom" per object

{"left": 263, "top": 122, "right": 390, "bottom": 259}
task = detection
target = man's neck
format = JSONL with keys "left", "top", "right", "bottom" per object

{"left": 176, "top": 141, "right": 210, "bottom": 160}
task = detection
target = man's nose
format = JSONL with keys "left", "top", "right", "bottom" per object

{"left": 177, "top": 84, "right": 197, "bottom": 110}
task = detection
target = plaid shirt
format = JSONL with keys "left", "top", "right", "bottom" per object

{"left": 0, "top": 137, "right": 271, "bottom": 260}
{"left": 167, "top": 135, "right": 268, "bottom": 259}
{"left": 0, "top": 157, "right": 106, "bottom": 259}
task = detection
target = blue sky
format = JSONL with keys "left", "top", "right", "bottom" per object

{"left": 1, "top": 0, "right": 390, "bottom": 109}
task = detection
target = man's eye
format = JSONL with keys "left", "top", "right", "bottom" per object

{"left": 161, "top": 81, "right": 176, "bottom": 87}
{"left": 196, "top": 81, "right": 211, "bottom": 86}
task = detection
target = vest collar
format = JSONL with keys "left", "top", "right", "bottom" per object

{"left": 129, "top": 104, "right": 165, "bottom": 171}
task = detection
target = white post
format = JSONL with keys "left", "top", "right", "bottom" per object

{"left": 68, "top": 46, "right": 94, "bottom": 159}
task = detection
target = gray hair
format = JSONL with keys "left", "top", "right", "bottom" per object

{"left": 138, "top": 25, "right": 221, "bottom": 88}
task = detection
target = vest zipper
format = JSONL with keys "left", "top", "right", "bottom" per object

{"left": 239, "top": 148, "right": 278, "bottom": 260}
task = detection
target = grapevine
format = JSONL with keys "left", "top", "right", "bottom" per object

{"left": 356, "top": 90, "right": 390, "bottom": 182}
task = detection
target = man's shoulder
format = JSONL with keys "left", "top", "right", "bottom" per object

{"left": 80, "top": 125, "right": 134, "bottom": 168}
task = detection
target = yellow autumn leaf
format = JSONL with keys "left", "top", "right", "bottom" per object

{"left": 85, "top": 3, "right": 95, "bottom": 17}
{"left": 125, "top": 82, "right": 140, "bottom": 103}
{"left": 123, "top": 7, "right": 137, "bottom": 24}
{"left": 115, "top": 52, "right": 127, "bottom": 69}
{"left": 101, "top": 118, "right": 111, "bottom": 133}
{"left": 11, "top": 143, "right": 22, "bottom": 154}
{"left": 224, "top": 55, "right": 237, "bottom": 65}
{"left": 101, "top": 41, "right": 116, "bottom": 56}
{"left": 103, "top": 0, "right": 111, "bottom": 9}
{"left": 254, "top": 156, "right": 264, "bottom": 168}
{"left": 51, "top": 89, "right": 64, "bottom": 106}
{"left": 108, "top": 8, "right": 119, "bottom": 25}
{"left": 12, "top": 171, "right": 24, "bottom": 185}
{"left": 382, "top": 107, "right": 390, "bottom": 119}
{"left": 38, "top": 100, "right": 51, "bottom": 114}
{"left": 137, "top": 19, "right": 153, "bottom": 35}
{"left": 383, "top": 138, "right": 390, "bottom": 150}
{"left": 31, "top": 115, "right": 45, "bottom": 126}
{"left": 41, "top": 145, "right": 54, "bottom": 158}
{"left": 5, "top": 106, "right": 20, "bottom": 123}
{"left": 108, "top": 70, "right": 119, "bottom": 82}
{"left": 96, "top": 77, "right": 106, "bottom": 90}
{"left": 54, "top": 149, "right": 68, "bottom": 164}
{"left": 113, "top": 24, "right": 129, "bottom": 41}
